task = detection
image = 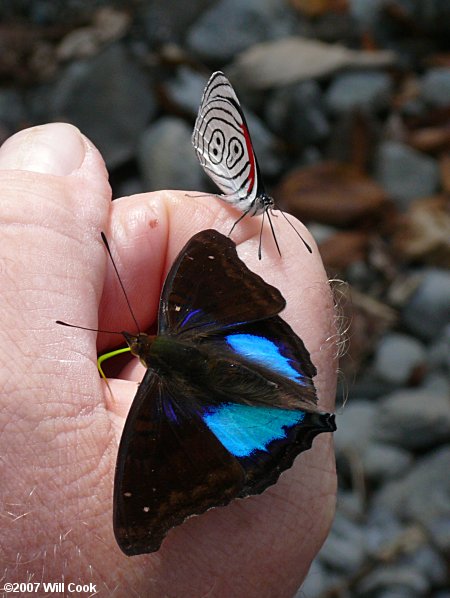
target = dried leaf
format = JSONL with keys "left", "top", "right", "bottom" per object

{"left": 393, "top": 195, "right": 450, "bottom": 267}
{"left": 319, "top": 231, "right": 369, "bottom": 271}
{"left": 57, "top": 8, "right": 130, "bottom": 61}
{"left": 289, "top": 0, "right": 348, "bottom": 17}
{"left": 407, "top": 126, "right": 450, "bottom": 153}
{"left": 228, "top": 37, "right": 396, "bottom": 89}
{"left": 276, "top": 161, "right": 389, "bottom": 226}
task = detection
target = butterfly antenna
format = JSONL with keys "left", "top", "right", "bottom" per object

{"left": 56, "top": 320, "right": 123, "bottom": 335}
{"left": 101, "top": 232, "right": 141, "bottom": 333}
{"left": 278, "top": 210, "right": 312, "bottom": 253}
{"left": 266, "top": 209, "right": 282, "bottom": 259}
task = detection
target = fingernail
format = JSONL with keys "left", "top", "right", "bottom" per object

{"left": 0, "top": 123, "right": 86, "bottom": 176}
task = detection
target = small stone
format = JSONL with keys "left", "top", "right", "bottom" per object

{"left": 296, "top": 559, "right": 328, "bottom": 598}
{"left": 0, "top": 89, "right": 26, "bottom": 132}
{"left": 363, "top": 442, "right": 413, "bottom": 481}
{"left": 356, "top": 566, "right": 429, "bottom": 597}
{"left": 402, "top": 269, "right": 450, "bottom": 340}
{"left": 138, "top": 117, "right": 204, "bottom": 192}
{"left": 186, "top": 0, "right": 297, "bottom": 62}
{"left": 325, "top": 71, "right": 392, "bottom": 114}
{"left": 164, "top": 68, "right": 208, "bottom": 116}
{"left": 374, "top": 141, "right": 440, "bottom": 210}
{"left": 307, "top": 223, "right": 337, "bottom": 246}
{"left": 374, "top": 388, "right": 450, "bottom": 450}
{"left": 428, "top": 324, "right": 450, "bottom": 371}
{"left": 48, "top": 44, "right": 155, "bottom": 169}
{"left": 141, "top": 0, "right": 214, "bottom": 46}
{"left": 373, "top": 332, "right": 426, "bottom": 386}
{"left": 409, "top": 545, "right": 448, "bottom": 586}
{"left": 334, "top": 400, "right": 377, "bottom": 456}
{"left": 421, "top": 68, "right": 450, "bottom": 107}
{"left": 318, "top": 512, "right": 367, "bottom": 573}
{"left": 422, "top": 373, "right": 450, "bottom": 397}
{"left": 265, "top": 81, "right": 329, "bottom": 147}
{"left": 374, "top": 447, "right": 450, "bottom": 551}
{"left": 365, "top": 505, "right": 405, "bottom": 555}
{"left": 349, "top": 0, "right": 385, "bottom": 28}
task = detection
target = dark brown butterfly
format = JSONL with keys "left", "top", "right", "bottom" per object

{"left": 112, "top": 229, "right": 335, "bottom": 556}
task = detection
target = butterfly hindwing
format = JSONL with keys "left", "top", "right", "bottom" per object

{"left": 113, "top": 372, "right": 245, "bottom": 556}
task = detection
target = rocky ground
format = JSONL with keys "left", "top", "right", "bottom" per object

{"left": 0, "top": 1, "right": 449, "bottom": 597}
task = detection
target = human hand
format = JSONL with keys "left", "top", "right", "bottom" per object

{"left": 0, "top": 123, "right": 336, "bottom": 596}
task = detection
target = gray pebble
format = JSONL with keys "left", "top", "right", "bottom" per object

{"left": 349, "top": 0, "right": 385, "bottom": 28}
{"left": 296, "top": 560, "right": 328, "bottom": 598}
{"left": 318, "top": 511, "right": 367, "bottom": 573}
{"left": 49, "top": 44, "right": 155, "bottom": 169}
{"left": 334, "top": 400, "right": 377, "bottom": 456}
{"left": 265, "top": 81, "right": 329, "bottom": 147}
{"left": 186, "top": 0, "right": 297, "bottom": 62}
{"left": 373, "top": 332, "right": 426, "bottom": 386}
{"left": 375, "top": 388, "right": 450, "bottom": 449}
{"left": 374, "top": 141, "right": 439, "bottom": 210}
{"left": 365, "top": 505, "right": 405, "bottom": 555}
{"left": 374, "top": 447, "right": 450, "bottom": 550}
{"left": 421, "top": 68, "right": 450, "bottom": 107}
{"left": 138, "top": 117, "right": 204, "bottom": 192}
{"left": 164, "top": 68, "right": 208, "bottom": 117}
{"left": 0, "top": 89, "right": 26, "bottom": 133}
{"left": 428, "top": 324, "right": 450, "bottom": 372}
{"left": 141, "top": 0, "right": 214, "bottom": 46}
{"left": 363, "top": 442, "right": 413, "bottom": 481}
{"left": 356, "top": 566, "right": 429, "bottom": 597}
{"left": 402, "top": 269, "right": 450, "bottom": 340}
{"left": 422, "top": 372, "right": 450, "bottom": 396}
{"left": 409, "top": 544, "right": 448, "bottom": 586}
{"left": 337, "top": 490, "right": 365, "bottom": 520}
{"left": 325, "top": 71, "right": 392, "bottom": 114}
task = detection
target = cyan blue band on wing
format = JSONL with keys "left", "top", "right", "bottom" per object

{"left": 203, "top": 403, "right": 305, "bottom": 457}
{"left": 226, "top": 333, "right": 305, "bottom": 384}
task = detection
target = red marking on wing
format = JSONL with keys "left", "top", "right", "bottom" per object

{"left": 240, "top": 123, "right": 256, "bottom": 195}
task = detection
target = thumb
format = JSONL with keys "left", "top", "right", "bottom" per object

{"left": 0, "top": 123, "right": 113, "bottom": 578}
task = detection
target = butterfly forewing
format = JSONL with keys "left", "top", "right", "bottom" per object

{"left": 192, "top": 71, "right": 263, "bottom": 213}
{"left": 158, "top": 229, "right": 285, "bottom": 337}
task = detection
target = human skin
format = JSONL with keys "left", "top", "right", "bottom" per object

{"left": 0, "top": 123, "right": 336, "bottom": 597}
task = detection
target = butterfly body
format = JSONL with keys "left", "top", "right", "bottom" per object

{"left": 113, "top": 229, "right": 334, "bottom": 556}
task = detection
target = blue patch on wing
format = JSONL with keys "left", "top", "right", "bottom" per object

{"left": 226, "top": 333, "right": 305, "bottom": 384}
{"left": 203, "top": 403, "right": 305, "bottom": 457}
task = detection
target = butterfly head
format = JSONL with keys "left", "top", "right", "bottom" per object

{"left": 255, "top": 192, "right": 275, "bottom": 216}
{"left": 123, "top": 332, "right": 156, "bottom": 368}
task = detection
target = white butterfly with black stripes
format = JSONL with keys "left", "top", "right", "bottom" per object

{"left": 192, "top": 71, "right": 311, "bottom": 259}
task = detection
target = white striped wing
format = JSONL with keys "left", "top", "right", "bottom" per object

{"left": 192, "top": 72, "right": 260, "bottom": 212}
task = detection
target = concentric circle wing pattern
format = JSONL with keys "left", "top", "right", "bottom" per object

{"left": 192, "top": 72, "right": 264, "bottom": 215}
